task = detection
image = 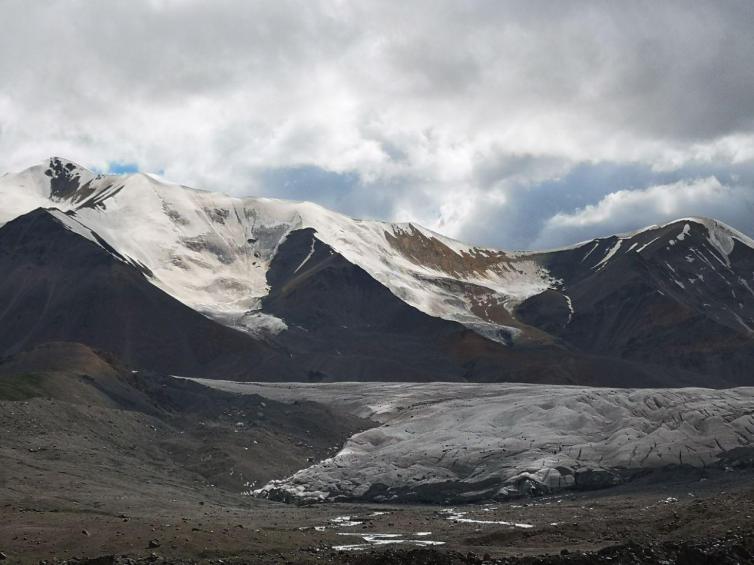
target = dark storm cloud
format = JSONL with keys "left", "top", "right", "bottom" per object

{"left": 1, "top": 0, "right": 754, "bottom": 248}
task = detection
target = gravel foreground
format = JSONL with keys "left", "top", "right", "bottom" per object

{"left": 3, "top": 349, "right": 754, "bottom": 564}
{"left": 4, "top": 469, "right": 753, "bottom": 565}
{"left": 28, "top": 530, "right": 754, "bottom": 564}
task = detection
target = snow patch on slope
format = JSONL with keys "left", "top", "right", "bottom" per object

{"left": 47, "top": 209, "right": 102, "bottom": 246}
{"left": 593, "top": 240, "right": 623, "bottom": 270}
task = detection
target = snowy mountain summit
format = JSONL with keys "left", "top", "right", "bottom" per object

{"left": 0, "top": 157, "right": 553, "bottom": 341}
{"left": 1, "top": 157, "right": 754, "bottom": 386}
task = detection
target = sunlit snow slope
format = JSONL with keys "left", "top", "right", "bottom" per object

{"left": 0, "top": 158, "right": 553, "bottom": 342}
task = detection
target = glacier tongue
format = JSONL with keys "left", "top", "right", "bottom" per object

{"left": 214, "top": 381, "right": 754, "bottom": 504}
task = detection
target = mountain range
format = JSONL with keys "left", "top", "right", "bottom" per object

{"left": 2, "top": 157, "right": 753, "bottom": 387}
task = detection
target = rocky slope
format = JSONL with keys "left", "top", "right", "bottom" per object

{"left": 524, "top": 219, "right": 754, "bottom": 383}
{"left": 0, "top": 342, "right": 368, "bottom": 496}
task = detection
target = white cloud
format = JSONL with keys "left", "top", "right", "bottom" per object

{"left": 535, "top": 177, "right": 754, "bottom": 248}
{"left": 1, "top": 1, "right": 754, "bottom": 248}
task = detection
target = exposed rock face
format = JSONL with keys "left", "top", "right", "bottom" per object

{"left": 386, "top": 223, "right": 511, "bottom": 277}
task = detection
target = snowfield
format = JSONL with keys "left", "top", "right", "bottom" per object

{"left": 0, "top": 159, "right": 555, "bottom": 343}
{"left": 191, "top": 380, "right": 754, "bottom": 504}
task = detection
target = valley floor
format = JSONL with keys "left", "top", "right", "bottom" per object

{"left": 1, "top": 355, "right": 753, "bottom": 564}
{"left": 1, "top": 467, "right": 753, "bottom": 563}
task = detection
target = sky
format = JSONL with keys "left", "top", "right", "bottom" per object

{"left": 2, "top": 1, "right": 754, "bottom": 250}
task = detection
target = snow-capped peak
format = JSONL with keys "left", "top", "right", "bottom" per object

{"left": 45, "top": 155, "right": 89, "bottom": 171}
{"left": 0, "top": 161, "right": 557, "bottom": 343}
{"left": 665, "top": 217, "right": 754, "bottom": 257}
{"left": 3, "top": 159, "right": 754, "bottom": 346}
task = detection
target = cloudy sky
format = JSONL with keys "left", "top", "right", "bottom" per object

{"left": 2, "top": 1, "right": 754, "bottom": 249}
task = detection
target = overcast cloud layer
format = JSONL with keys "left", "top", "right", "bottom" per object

{"left": 2, "top": 0, "right": 754, "bottom": 249}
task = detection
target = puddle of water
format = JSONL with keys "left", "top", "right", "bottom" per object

{"left": 441, "top": 508, "right": 534, "bottom": 529}
{"left": 333, "top": 532, "right": 445, "bottom": 551}
{"left": 329, "top": 515, "right": 363, "bottom": 527}
{"left": 338, "top": 533, "right": 403, "bottom": 539}
{"left": 322, "top": 511, "right": 390, "bottom": 531}
{"left": 326, "top": 506, "right": 533, "bottom": 552}
{"left": 333, "top": 544, "right": 376, "bottom": 551}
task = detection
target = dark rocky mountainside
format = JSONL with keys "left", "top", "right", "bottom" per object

{"left": 259, "top": 227, "right": 708, "bottom": 386}
{"left": 520, "top": 219, "right": 754, "bottom": 385}
{"left": 0, "top": 209, "right": 698, "bottom": 386}
{"left": 0, "top": 209, "right": 295, "bottom": 380}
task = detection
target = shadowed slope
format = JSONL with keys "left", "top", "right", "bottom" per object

{"left": 0, "top": 208, "right": 296, "bottom": 379}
